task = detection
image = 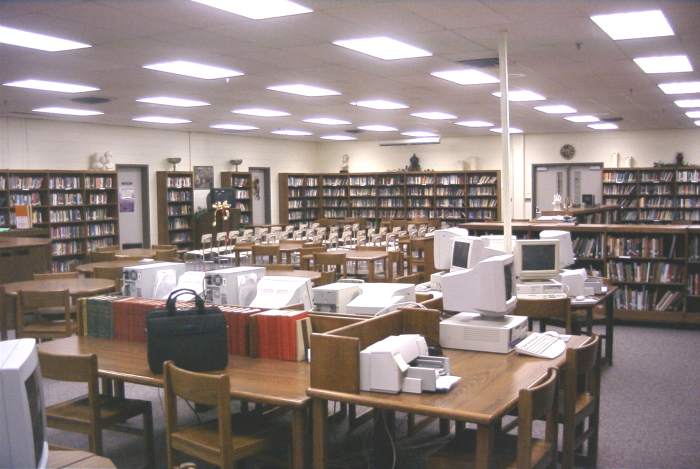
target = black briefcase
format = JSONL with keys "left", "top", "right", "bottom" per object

{"left": 146, "top": 289, "right": 228, "bottom": 374}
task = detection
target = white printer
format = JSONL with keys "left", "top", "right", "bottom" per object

{"left": 122, "top": 262, "right": 186, "bottom": 298}
{"left": 440, "top": 313, "right": 528, "bottom": 354}
{"left": 345, "top": 283, "right": 416, "bottom": 315}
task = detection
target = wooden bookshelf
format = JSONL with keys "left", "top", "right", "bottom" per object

{"left": 156, "top": 171, "right": 194, "bottom": 250}
{"left": 221, "top": 171, "right": 253, "bottom": 225}
{"left": 278, "top": 173, "right": 321, "bottom": 224}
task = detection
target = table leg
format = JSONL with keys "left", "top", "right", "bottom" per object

{"left": 312, "top": 399, "right": 327, "bottom": 469}
{"left": 383, "top": 259, "right": 390, "bottom": 281}
{"left": 605, "top": 294, "right": 614, "bottom": 366}
{"left": 368, "top": 260, "right": 376, "bottom": 282}
{"left": 475, "top": 423, "right": 494, "bottom": 469}
{"left": 0, "top": 292, "right": 7, "bottom": 341}
{"left": 292, "top": 407, "right": 306, "bottom": 469}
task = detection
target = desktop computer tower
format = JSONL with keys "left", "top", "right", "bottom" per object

{"left": 123, "top": 262, "right": 187, "bottom": 298}
{"left": 204, "top": 266, "right": 265, "bottom": 306}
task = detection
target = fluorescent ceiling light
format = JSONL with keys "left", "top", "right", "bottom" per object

{"left": 590, "top": 10, "right": 673, "bottom": 40}
{"left": 455, "top": 120, "right": 494, "bottom": 128}
{"left": 685, "top": 111, "right": 700, "bottom": 118}
{"left": 191, "top": 0, "right": 312, "bottom": 19}
{"left": 588, "top": 123, "right": 618, "bottom": 130}
{"left": 675, "top": 99, "right": 700, "bottom": 108}
{"left": 489, "top": 127, "right": 523, "bottom": 134}
{"left": 137, "top": 96, "right": 210, "bottom": 107}
{"left": 303, "top": 117, "right": 351, "bottom": 125}
{"left": 232, "top": 107, "right": 290, "bottom": 117}
{"left": 321, "top": 135, "right": 356, "bottom": 141}
{"left": 132, "top": 116, "right": 191, "bottom": 124}
{"left": 210, "top": 123, "right": 258, "bottom": 131}
{"left": 143, "top": 60, "right": 243, "bottom": 80}
{"left": 658, "top": 81, "right": 700, "bottom": 94}
{"left": 534, "top": 104, "right": 577, "bottom": 114}
{"left": 267, "top": 84, "right": 340, "bottom": 97}
{"left": 3, "top": 79, "right": 99, "bottom": 93}
{"left": 402, "top": 137, "right": 440, "bottom": 144}
{"left": 358, "top": 125, "right": 397, "bottom": 132}
{"left": 410, "top": 111, "right": 456, "bottom": 120}
{"left": 333, "top": 37, "right": 431, "bottom": 60}
{"left": 33, "top": 107, "right": 103, "bottom": 116}
{"left": 564, "top": 115, "right": 599, "bottom": 123}
{"left": 0, "top": 25, "right": 90, "bottom": 51}
{"left": 402, "top": 131, "right": 438, "bottom": 137}
{"left": 271, "top": 129, "right": 312, "bottom": 136}
{"left": 695, "top": 120, "right": 700, "bottom": 127}
{"left": 431, "top": 69, "right": 499, "bottom": 85}
{"left": 492, "top": 90, "right": 546, "bottom": 101}
{"left": 633, "top": 55, "right": 692, "bottom": 74}
{"left": 351, "top": 99, "right": 407, "bottom": 110}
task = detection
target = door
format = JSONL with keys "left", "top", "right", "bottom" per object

{"left": 533, "top": 163, "right": 603, "bottom": 216}
{"left": 117, "top": 165, "right": 150, "bottom": 248}
{"left": 249, "top": 167, "right": 271, "bottom": 225}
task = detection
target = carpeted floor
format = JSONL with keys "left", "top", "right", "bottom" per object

{"left": 36, "top": 324, "right": 700, "bottom": 468}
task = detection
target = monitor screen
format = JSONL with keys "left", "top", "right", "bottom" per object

{"left": 452, "top": 241, "right": 470, "bottom": 269}
{"left": 25, "top": 368, "right": 44, "bottom": 465}
{"left": 521, "top": 244, "right": 556, "bottom": 271}
{"left": 504, "top": 263, "right": 513, "bottom": 302}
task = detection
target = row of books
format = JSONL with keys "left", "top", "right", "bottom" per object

{"left": 468, "top": 187, "right": 497, "bottom": 196}
{"left": 350, "top": 209, "right": 377, "bottom": 218}
{"left": 435, "top": 199, "right": 464, "bottom": 208}
{"left": 322, "top": 177, "right": 346, "bottom": 187}
{"left": 467, "top": 209, "right": 497, "bottom": 220}
{"left": 324, "top": 199, "right": 349, "bottom": 208}
{"left": 607, "top": 261, "right": 683, "bottom": 283}
{"left": 50, "top": 193, "right": 83, "bottom": 206}
{"left": 378, "top": 188, "right": 403, "bottom": 196}
{"left": 52, "top": 240, "right": 83, "bottom": 256}
{"left": 288, "top": 210, "right": 318, "bottom": 221}
{"left": 10, "top": 193, "right": 42, "bottom": 206}
{"left": 675, "top": 169, "right": 700, "bottom": 183}
{"left": 87, "top": 238, "right": 116, "bottom": 252}
{"left": 638, "top": 210, "right": 674, "bottom": 221}
{"left": 407, "top": 188, "right": 434, "bottom": 196}
{"left": 436, "top": 175, "right": 464, "bottom": 185}
{"left": 233, "top": 189, "right": 250, "bottom": 199}
{"left": 323, "top": 209, "right": 349, "bottom": 218}
{"left": 379, "top": 198, "right": 404, "bottom": 207}
{"left": 604, "top": 171, "right": 636, "bottom": 183}
{"left": 349, "top": 188, "right": 376, "bottom": 196}
{"left": 9, "top": 211, "right": 44, "bottom": 225}
{"left": 407, "top": 209, "right": 430, "bottom": 218}
{"left": 167, "top": 176, "right": 192, "bottom": 188}
{"left": 606, "top": 236, "right": 678, "bottom": 258}
{"left": 51, "top": 259, "right": 80, "bottom": 273}
{"left": 639, "top": 185, "right": 672, "bottom": 195}
{"left": 85, "top": 176, "right": 114, "bottom": 189}
{"left": 87, "top": 222, "right": 116, "bottom": 236}
{"left": 232, "top": 201, "right": 250, "bottom": 212}
{"left": 377, "top": 176, "right": 403, "bottom": 185}
{"left": 614, "top": 287, "right": 683, "bottom": 311}
{"left": 677, "top": 212, "right": 700, "bottom": 222}
{"left": 255, "top": 311, "right": 311, "bottom": 361}
{"left": 168, "top": 219, "right": 191, "bottom": 229}
{"left": 468, "top": 175, "right": 497, "bottom": 185}
{"left": 408, "top": 199, "right": 432, "bottom": 208}
{"left": 603, "top": 186, "right": 636, "bottom": 195}
{"left": 50, "top": 208, "right": 82, "bottom": 222}
{"left": 638, "top": 197, "right": 673, "bottom": 208}
{"left": 639, "top": 171, "right": 673, "bottom": 183}
{"left": 606, "top": 197, "right": 636, "bottom": 208}
{"left": 677, "top": 184, "right": 700, "bottom": 195}
{"left": 168, "top": 205, "right": 192, "bottom": 216}
{"left": 573, "top": 236, "right": 603, "bottom": 258}
{"left": 348, "top": 176, "right": 376, "bottom": 186}
{"left": 86, "top": 208, "right": 113, "bottom": 221}
{"left": 677, "top": 198, "right": 700, "bottom": 208}
{"left": 228, "top": 176, "right": 249, "bottom": 188}
{"left": 436, "top": 188, "right": 464, "bottom": 196}
{"left": 287, "top": 176, "right": 305, "bottom": 187}
{"left": 50, "top": 225, "right": 82, "bottom": 239}
{"left": 323, "top": 188, "right": 346, "bottom": 197}
{"left": 688, "top": 273, "right": 700, "bottom": 296}
{"left": 350, "top": 199, "right": 376, "bottom": 207}
{"left": 171, "top": 232, "right": 192, "bottom": 243}
{"left": 167, "top": 191, "right": 192, "bottom": 202}
{"left": 48, "top": 176, "right": 81, "bottom": 189}
{"left": 8, "top": 176, "right": 44, "bottom": 190}
{"left": 407, "top": 175, "right": 434, "bottom": 185}
{"left": 468, "top": 199, "right": 497, "bottom": 208}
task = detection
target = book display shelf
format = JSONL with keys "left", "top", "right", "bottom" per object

{"left": 278, "top": 170, "right": 501, "bottom": 225}
{"left": 220, "top": 171, "right": 253, "bottom": 225}
{"left": 0, "top": 170, "right": 119, "bottom": 272}
{"left": 461, "top": 221, "right": 700, "bottom": 325}
{"left": 156, "top": 171, "right": 194, "bottom": 250}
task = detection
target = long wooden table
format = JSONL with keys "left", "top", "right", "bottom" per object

{"left": 308, "top": 335, "right": 589, "bottom": 469}
{"left": 38, "top": 336, "right": 310, "bottom": 469}
{"left": 571, "top": 285, "right": 617, "bottom": 365}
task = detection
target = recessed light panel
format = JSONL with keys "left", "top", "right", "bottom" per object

{"left": 658, "top": 81, "right": 700, "bottom": 94}
{"left": 321, "top": 135, "right": 356, "bottom": 141}
{"left": 431, "top": 69, "right": 499, "bottom": 85}
{"left": 492, "top": 90, "right": 546, "bottom": 101}
{"left": 0, "top": 25, "right": 91, "bottom": 51}
{"left": 685, "top": 111, "right": 700, "bottom": 118}
{"left": 351, "top": 99, "right": 408, "bottom": 110}
{"left": 489, "top": 127, "right": 523, "bottom": 134}
{"left": 564, "top": 115, "right": 600, "bottom": 123}
{"left": 333, "top": 37, "right": 431, "bottom": 60}
{"left": 137, "top": 96, "right": 210, "bottom": 107}
{"left": 303, "top": 117, "right": 351, "bottom": 125}
{"left": 455, "top": 120, "right": 494, "bottom": 128}
{"left": 695, "top": 120, "right": 700, "bottom": 127}
{"left": 588, "top": 123, "right": 618, "bottom": 130}
{"left": 591, "top": 10, "right": 674, "bottom": 40}
{"left": 675, "top": 99, "right": 700, "bottom": 108}
{"left": 3, "top": 79, "right": 99, "bottom": 93}
{"left": 232, "top": 108, "right": 290, "bottom": 117}
{"left": 358, "top": 125, "right": 397, "bottom": 132}
{"left": 271, "top": 129, "right": 313, "bottom": 136}
{"left": 191, "top": 0, "right": 312, "bottom": 19}
{"left": 210, "top": 123, "right": 259, "bottom": 131}
{"left": 143, "top": 60, "right": 243, "bottom": 80}
{"left": 534, "top": 104, "right": 577, "bottom": 114}
{"left": 401, "top": 131, "right": 438, "bottom": 137}
{"left": 267, "top": 84, "right": 340, "bottom": 97}
{"left": 132, "top": 116, "right": 191, "bottom": 124}
{"left": 633, "top": 55, "right": 692, "bottom": 74}
{"left": 33, "top": 107, "right": 103, "bottom": 116}
{"left": 410, "top": 112, "right": 456, "bottom": 120}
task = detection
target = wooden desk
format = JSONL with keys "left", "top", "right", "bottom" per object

{"left": 1, "top": 278, "right": 115, "bottom": 340}
{"left": 309, "top": 336, "right": 589, "bottom": 469}
{"left": 75, "top": 259, "right": 146, "bottom": 276}
{"left": 571, "top": 286, "right": 617, "bottom": 365}
{"left": 343, "top": 250, "right": 389, "bottom": 282}
{"left": 114, "top": 248, "right": 155, "bottom": 259}
{"left": 274, "top": 269, "right": 322, "bottom": 285}
{"left": 47, "top": 450, "right": 115, "bottom": 469}
{"left": 39, "top": 336, "right": 310, "bottom": 469}
{"left": 0, "top": 236, "right": 51, "bottom": 283}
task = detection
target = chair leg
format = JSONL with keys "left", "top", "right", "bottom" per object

{"left": 90, "top": 427, "right": 104, "bottom": 455}
{"left": 539, "top": 320, "right": 546, "bottom": 333}
{"left": 562, "top": 422, "right": 575, "bottom": 469}
{"left": 143, "top": 405, "right": 155, "bottom": 468}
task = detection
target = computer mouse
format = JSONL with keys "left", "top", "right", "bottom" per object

{"left": 544, "top": 330, "right": 560, "bottom": 339}
{"left": 575, "top": 295, "right": 586, "bottom": 301}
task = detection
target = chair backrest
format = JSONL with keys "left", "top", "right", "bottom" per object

{"left": 314, "top": 252, "right": 346, "bottom": 279}
{"left": 90, "top": 251, "right": 116, "bottom": 262}
{"left": 270, "top": 226, "right": 282, "bottom": 233}
{"left": 16, "top": 290, "right": 71, "bottom": 338}
{"left": 216, "top": 232, "right": 227, "bottom": 245}
{"left": 163, "top": 361, "right": 233, "bottom": 466}
{"left": 516, "top": 368, "right": 559, "bottom": 469}
{"left": 252, "top": 244, "right": 280, "bottom": 264}
{"left": 155, "top": 248, "right": 179, "bottom": 261}
{"left": 38, "top": 351, "right": 100, "bottom": 420}
{"left": 153, "top": 244, "right": 176, "bottom": 250}
{"left": 95, "top": 245, "right": 117, "bottom": 253}
{"left": 93, "top": 266, "right": 124, "bottom": 291}
{"left": 514, "top": 297, "right": 572, "bottom": 332}
{"left": 563, "top": 335, "right": 601, "bottom": 418}
{"left": 33, "top": 271, "right": 79, "bottom": 280}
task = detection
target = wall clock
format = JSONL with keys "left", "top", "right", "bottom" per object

{"left": 560, "top": 144, "right": 576, "bottom": 160}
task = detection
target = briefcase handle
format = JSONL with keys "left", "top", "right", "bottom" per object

{"left": 166, "top": 288, "right": 206, "bottom": 316}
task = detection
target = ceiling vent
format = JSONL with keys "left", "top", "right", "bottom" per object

{"left": 71, "top": 96, "right": 111, "bottom": 104}
{"left": 345, "top": 128, "right": 365, "bottom": 134}
{"left": 600, "top": 116, "right": 623, "bottom": 123}
{"left": 456, "top": 57, "right": 499, "bottom": 68}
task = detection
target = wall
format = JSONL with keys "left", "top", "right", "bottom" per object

{"left": 0, "top": 117, "right": 319, "bottom": 242}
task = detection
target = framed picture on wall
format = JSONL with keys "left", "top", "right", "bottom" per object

{"left": 193, "top": 165, "right": 214, "bottom": 189}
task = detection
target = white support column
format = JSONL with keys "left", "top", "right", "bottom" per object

{"left": 498, "top": 30, "right": 513, "bottom": 252}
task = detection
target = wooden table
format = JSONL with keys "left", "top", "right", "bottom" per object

{"left": 75, "top": 259, "right": 146, "bottom": 276}
{"left": 1, "top": 278, "right": 115, "bottom": 340}
{"left": 571, "top": 285, "right": 617, "bottom": 365}
{"left": 0, "top": 236, "right": 51, "bottom": 284}
{"left": 39, "top": 336, "right": 311, "bottom": 469}
{"left": 343, "top": 250, "right": 389, "bottom": 282}
{"left": 275, "top": 269, "right": 322, "bottom": 286}
{"left": 47, "top": 450, "right": 115, "bottom": 468}
{"left": 309, "top": 336, "right": 589, "bottom": 469}
{"left": 278, "top": 241, "right": 305, "bottom": 264}
{"left": 114, "top": 248, "right": 155, "bottom": 258}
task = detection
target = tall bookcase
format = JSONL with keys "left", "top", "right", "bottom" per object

{"left": 156, "top": 171, "right": 194, "bottom": 250}
{"left": 220, "top": 172, "right": 253, "bottom": 225}
{"left": 278, "top": 170, "right": 501, "bottom": 225}
{"left": 0, "top": 169, "right": 119, "bottom": 272}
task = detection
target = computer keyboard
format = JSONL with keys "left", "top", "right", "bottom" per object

{"left": 517, "top": 293, "right": 568, "bottom": 300}
{"left": 515, "top": 332, "right": 566, "bottom": 359}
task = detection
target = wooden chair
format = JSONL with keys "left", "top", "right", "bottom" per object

{"left": 153, "top": 244, "right": 177, "bottom": 250}
{"left": 514, "top": 297, "right": 575, "bottom": 334}
{"left": 300, "top": 245, "right": 326, "bottom": 270}
{"left": 89, "top": 251, "right": 116, "bottom": 263}
{"left": 93, "top": 266, "right": 124, "bottom": 292}
{"left": 252, "top": 244, "right": 281, "bottom": 264}
{"left": 393, "top": 272, "right": 421, "bottom": 284}
{"left": 34, "top": 272, "right": 79, "bottom": 280}
{"left": 38, "top": 351, "right": 154, "bottom": 467}
{"left": 428, "top": 368, "right": 559, "bottom": 469}
{"left": 155, "top": 248, "right": 179, "bottom": 262}
{"left": 262, "top": 263, "right": 295, "bottom": 272}
{"left": 313, "top": 252, "right": 346, "bottom": 283}
{"left": 16, "top": 290, "right": 74, "bottom": 341}
{"left": 560, "top": 335, "right": 601, "bottom": 469}
{"left": 163, "top": 361, "right": 285, "bottom": 469}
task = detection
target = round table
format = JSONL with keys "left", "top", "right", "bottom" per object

{"left": 271, "top": 269, "right": 322, "bottom": 285}
{"left": 76, "top": 259, "right": 147, "bottom": 276}
{"left": 114, "top": 248, "right": 156, "bottom": 259}
{"left": 2, "top": 278, "right": 116, "bottom": 297}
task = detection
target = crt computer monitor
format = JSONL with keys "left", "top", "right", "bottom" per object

{"left": 539, "top": 230, "right": 575, "bottom": 268}
{"left": 0, "top": 339, "right": 48, "bottom": 469}
{"left": 441, "top": 254, "right": 517, "bottom": 318}
{"left": 514, "top": 239, "right": 560, "bottom": 280}
{"left": 450, "top": 236, "right": 489, "bottom": 272}
{"left": 433, "top": 227, "right": 470, "bottom": 270}
{"left": 249, "top": 276, "right": 313, "bottom": 310}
